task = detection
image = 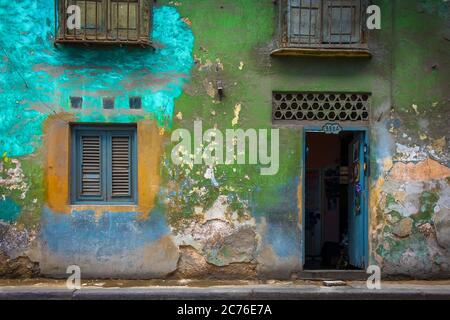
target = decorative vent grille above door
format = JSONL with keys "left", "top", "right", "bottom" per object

{"left": 272, "top": 92, "right": 370, "bottom": 124}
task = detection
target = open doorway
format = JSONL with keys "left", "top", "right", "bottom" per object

{"left": 304, "top": 130, "right": 367, "bottom": 270}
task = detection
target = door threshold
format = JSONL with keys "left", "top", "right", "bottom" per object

{"left": 299, "top": 270, "right": 366, "bottom": 281}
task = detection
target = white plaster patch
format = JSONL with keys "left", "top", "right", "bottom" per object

{"left": 395, "top": 143, "right": 428, "bottom": 162}
{"left": 203, "top": 195, "right": 230, "bottom": 221}
{"left": 172, "top": 195, "right": 256, "bottom": 254}
{"left": 435, "top": 180, "right": 450, "bottom": 216}
{"left": 382, "top": 180, "right": 420, "bottom": 217}
{"left": 0, "top": 159, "right": 29, "bottom": 200}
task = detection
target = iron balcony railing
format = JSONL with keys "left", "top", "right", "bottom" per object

{"left": 55, "top": 0, "right": 152, "bottom": 46}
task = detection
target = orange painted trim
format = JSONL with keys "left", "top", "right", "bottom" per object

{"left": 44, "top": 116, "right": 162, "bottom": 216}
{"left": 136, "top": 120, "right": 162, "bottom": 218}
{"left": 44, "top": 113, "right": 74, "bottom": 214}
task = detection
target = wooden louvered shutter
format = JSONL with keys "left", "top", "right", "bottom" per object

{"left": 72, "top": 126, "right": 136, "bottom": 204}
{"left": 110, "top": 135, "right": 132, "bottom": 198}
{"left": 323, "top": 0, "right": 361, "bottom": 44}
{"left": 289, "top": 0, "right": 322, "bottom": 44}
{"left": 80, "top": 135, "right": 102, "bottom": 196}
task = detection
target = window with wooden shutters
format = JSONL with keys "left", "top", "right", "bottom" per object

{"left": 289, "top": 0, "right": 321, "bottom": 45}
{"left": 71, "top": 125, "right": 137, "bottom": 204}
{"left": 55, "top": 0, "right": 152, "bottom": 46}
{"left": 323, "top": 0, "right": 362, "bottom": 43}
{"left": 273, "top": 0, "right": 370, "bottom": 57}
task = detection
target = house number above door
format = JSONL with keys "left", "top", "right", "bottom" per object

{"left": 322, "top": 123, "right": 343, "bottom": 134}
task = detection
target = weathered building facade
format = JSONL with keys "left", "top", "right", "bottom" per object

{"left": 0, "top": 0, "right": 449, "bottom": 279}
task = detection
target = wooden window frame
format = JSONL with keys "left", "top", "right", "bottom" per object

{"left": 272, "top": 0, "right": 371, "bottom": 57}
{"left": 71, "top": 124, "right": 138, "bottom": 205}
{"left": 55, "top": 0, "right": 152, "bottom": 46}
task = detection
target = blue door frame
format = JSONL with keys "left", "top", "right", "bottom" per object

{"left": 301, "top": 125, "right": 369, "bottom": 269}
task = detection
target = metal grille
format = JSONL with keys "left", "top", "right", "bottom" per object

{"left": 55, "top": 0, "right": 152, "bottom": 46}
{"left": 272, "top": 92, "right": 370, "bottom": 122}
{"left": 278, "top": 0, "right": 368, "bottom": 49}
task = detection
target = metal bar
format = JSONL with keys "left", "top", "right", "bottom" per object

{"left": 54, "top": 0, "right": 57, "bottom": 39}
{"left": 328, "top": 1, "right": 331, "bottom": 44}
{"left": 71, "top": 1, "right": 77, "bottom": 39}
{"left": 298, "top": 1, "right": 301, "bottom": 44}
{"left": 350, "top": 1, "right": 353, "bottom": 43}
{"left": 298, "top": 0, "right": 301, "bottom": 44}
{"left": 309, "top": 0, "right": 312, "bottom": 44}
{"left": 278, "top": 0, "right": 282, "bottom": 44}
{"left": 84, "top": 0, "right": 87, "bottom": 39}
{"left": 127, "top": 0, "right": 130, "bottom": 41}
{"left": 107, "top": 0, "right": 110, "bottom": 40}
{"left": 360, "top": 0, "right": 364, "bottom": 43}
{"left": 320, "top": 0, "right": 323, "bottom": 44}
{"left": 287, "top": 0, "right": 291, "bottom": 44}
{"left": 137, "top": 0, "right": 140, "bottom": 40}
{"left": 63, "top": 0, "right": 67, "bottom": 40}
{"left": 116, "top": 0, "right": 119, "bottom": 39}
{"left": 95, "top": 0, "right": 98, "bottom": 39}
{"left": 339, "top": 2, "right": 343, "bottom": 44}
{"left": 148, "top": 0, "right": 152, "bottom": 42}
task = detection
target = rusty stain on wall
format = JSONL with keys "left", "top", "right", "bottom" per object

{"left": 389, "top": 158, "right": 450, "bottom": 182}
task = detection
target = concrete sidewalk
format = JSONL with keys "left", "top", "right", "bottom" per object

{"left": 1, "top": 279, "right": 450, "bottom": 299}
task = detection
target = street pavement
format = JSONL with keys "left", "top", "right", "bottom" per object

{"left": 1, "top": 279, "right": 450, "bottom": 299}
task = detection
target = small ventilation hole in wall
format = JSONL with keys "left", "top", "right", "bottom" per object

{"left": 103, "top": 97, "right": 115, "bottom": 109}
{"left": 70, "top": 96, "right": 83, "bottom": 109}
{"left": 129, "top": 97, "right": 142, "bottom": 109}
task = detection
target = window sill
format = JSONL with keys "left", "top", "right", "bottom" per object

{"left": 69, "top": 204, "right": 139, "bottom": 215}
{"left": 270, "top": 47, "right": 372, "bottom": 58}
{"left": 55, "top": 37, "right": 152, "bottom": 47}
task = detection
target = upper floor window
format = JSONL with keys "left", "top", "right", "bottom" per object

{"left": 55, "top": 0, "right": 152, "bottom": 46}
{"left": 272, "top": 0, "right": 370, "bottom": 57}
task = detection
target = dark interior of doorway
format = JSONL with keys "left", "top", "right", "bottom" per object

{"left": 304, "top": 131, "right": 362, "bottom": 270}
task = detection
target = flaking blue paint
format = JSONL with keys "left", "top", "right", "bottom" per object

{"left": 41, "top": 206, "right": 170, "bottom": 258}
{"left": 253, "top": 177, "right": 302, "bottom": 258}
{"left": 0, "top": 1, "right": 194, "bottom": 157}
{"left": 0, "top": 198, "right": 21, "bottom": 223}
{"left": 265, "top": 220, "right": 301, "bottom": 258}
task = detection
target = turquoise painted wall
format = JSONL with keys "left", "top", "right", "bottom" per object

{"left": 0, "top": 1, "right": 194, "bottom": 157}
